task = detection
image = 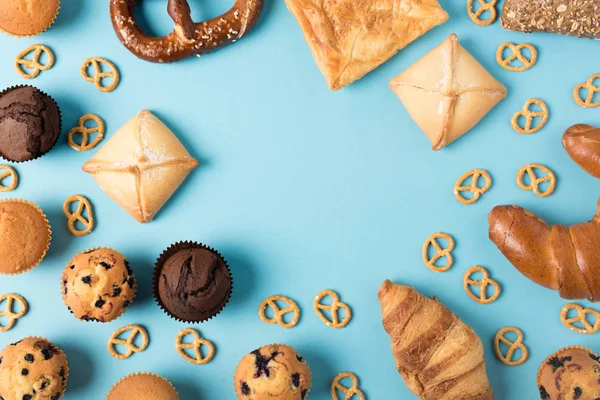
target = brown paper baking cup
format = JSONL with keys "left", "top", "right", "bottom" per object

{"left": 536, "top": 345, "right": 597, "bottom": 386}
{"left": 0, "top": 0, "right": 61, "bottom": 38}
{"left": 0, "top": 198, "right": 51, "bottom": 275}
{"left": 152, "top": 241, "right": 233, "bottom": 323}
{"left": 106, "top": 372, "right": 179, "bottom": 400}
{"left": 61, "top": 247, "right": 137, "bottom": 323}
{"left": 0, "top": 85, "right": 62, "bottom": 163}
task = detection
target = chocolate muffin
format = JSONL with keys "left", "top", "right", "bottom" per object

{"left": 153, "top": 241, "right": 232, "bottom": 322}
{"left": 0, "top": 85, "right": 61, "bottom": 162}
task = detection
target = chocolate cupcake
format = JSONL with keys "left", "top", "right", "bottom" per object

{"left": 107, "top": 372, "right": 179, "bottom": 400}
{"left": 153, "top": 241, "right": 232, "bottom": 323}
{"left": 0, "top": 85, "right": 61, "bottom": 162}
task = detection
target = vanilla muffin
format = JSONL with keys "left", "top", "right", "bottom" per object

{"left": 538, "top": 346, "right": 600, "bottom": 399}
{"left": 0, "top": 337, "right": 68, "bottom": 400}
{"left": 107, "top": 372, "right": 178, "bottom": 400}
{"left": 61, "top": 248, "right": 135, "bottom": 322}
{"left": 234, "top": 344, "right": 311, "bottom": 399}
{"left": 0, "top": 0, "right": 60, "bottom": 37}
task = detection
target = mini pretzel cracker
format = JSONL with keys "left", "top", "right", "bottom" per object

{"left": 0, "top": 165, "right": 18, "bottom": 192}
{"left": 422, "top": 232, "right": 455, "bottom": 272}
{"left": 15, "top": 44, "right": 55, "bottom": 79}
{"left": 81, "top": 57, "right": 120, "bottom": 92}
{"left": 0, "top": 293, "right": 28, "bottom": 332}
{"left": 454, "top": 169, "right": 492, "bottom": 205}
{"left": 494, "top": 326, "right": 528, "bottom": 366}
{"left": 331, "top": 372, "right": 365, "bottom": 400}
{"left": 511, "top": 98, "right": 548, "bottom": 134}
{"left": 108, "top": 324, "right": 149, "bottom": 360}
{"left": 560, "top": 304, "right": 600, "bottom": 334}
{"left": 463, "top": 266, "right": 501, "bottom": 304}
{"left": 175, "top": 328, "right": 215, "bottom": 365}
{"left": 516, "top": 164, "right": 556, "bottom": 197}
{"left": 467, "top": 0, "right": 497, "bottom": 26}
{"left": 258, "top": 295, "right": 300, "bottom": 329}
{"left": 496, "top": 43, "right": 537, "bottom": 72}
{"left": 573, "top": 73, "right": 600, "bottom": 108}
{"left": 314, "top": 290, "right": 352, "bottom": 328}
{"left": 63, "top": 195, "right": 94, "bottom": 236}
{"left": 67, "top": 114, "right": 104, "bottom": 151}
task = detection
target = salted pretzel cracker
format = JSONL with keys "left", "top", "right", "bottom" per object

{"left": 110, "top": 0, "right": 264, "bottom": 63}
{"left": 0, "top": 165, "right": 18, "bottom": 192}
{"left": 464, "top": 266, "right": 501, "bottom": 304}
{"left": 108, "top": 324, "right": 149, "bottom": 360}
{"left": 68, "top": 114, "right": 104, "bottom": 151}
{"left": 422, "top": 232, "right": 455, "bottom": 272}
{"left": 494, "top": 326, "right": 528, "bottom": 366}
{"left": 454, "top": 169, "right": 492, "bottom": 205}
{"left": 331, "top": 372, "right": 365, "bottom": 400}
{"left": 81, "top": 57, "right": 120, "bottom": 92}
{"left": 258, "top": 295, "right": 300, "bottom": 329}
{"left": 63, "top": 195, "right": 94, "bottom": 236}
{"left": 573, "top": 73, "right": 600, "bottom": 108}
{"left": 511, "top": 98, "right": 548, "bottom": 134}
{"left": 0, "top": 293, "right": 28, "bottom": 332}
{"left": 516, "top": 164, "right": 556, "bottom": 197}
{"left": 175, "top": 328, "right": 215, "bottom": 365}
{"left": 467, "top": 0, "right": 497, "bottom": 26}
{"left": 496, "top": 43, "right": 537, "bottom": 72}
{"left": 15, "top": 44, "right": 55, "bottom": 79}
{"left": 314, "top": 290, "right": 352, "bottom": 328}
{"left": 560, "top": 304, "right": 600, "bottom": 334}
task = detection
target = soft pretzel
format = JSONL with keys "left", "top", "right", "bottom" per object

{"left": 562, "top": 124, "right": 600, "bottom": 179}
{"left": 109, "top": 0, "right": 264, "bottom": 63}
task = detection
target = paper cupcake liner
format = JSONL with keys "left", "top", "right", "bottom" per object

{"left": 0, "top": 0, "right": 60, "bottom": 38}
{"left": 0, "top": 85, "right": 62, "bottom": 163}
{"left": 107, "top": 372, "right": 179, "bottom": 399}
{"left": 0, "top": 198, "right": 51, "bottom": 275}
{"left": 152, "top": 241, "right": 233, "bottom": 323}
{"left": 536, "top": 345, "right": 597, "bottom": 385}
{"left": 60, "top": 247, "right": 137, "bottom": 323}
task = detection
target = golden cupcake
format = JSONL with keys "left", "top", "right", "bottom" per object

{"left": 0, "top": 199, "right": 51, "bottom": 275}
{"left": 107, "top": 372, "right": 179, "bottom": 400}
{"left": 0, "top": 0, "right": 60, "bottom": 37}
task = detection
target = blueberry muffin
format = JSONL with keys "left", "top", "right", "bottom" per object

{"left": 537, "top": 346, "right": 600, "bottom": 399}
{"left": 0, "top": 337, "right": 68, "bottom": 400}
{"left": 107, "top": 372, "right": 179, "bottom": 400}
{"left": 234, "top": 344, "right": 311, "bottom": 399}
{"left": 61, "top": 248, "right": 136, "bottom": 322}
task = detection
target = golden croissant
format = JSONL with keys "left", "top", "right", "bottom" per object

{"left": 489, "top": 201, "right": 600, "bottom": 301}
{"left": 378, "top": 280, "right": 494, "bottom": 400}
{"left": 563, "top": 124, "right": 600, "bottom": 179}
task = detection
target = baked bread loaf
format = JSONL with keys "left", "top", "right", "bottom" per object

{"left": 563, "top": 124, "right": 600, "bottom": 179}
{"left": 489, "top": 201, "right": 600, "bottom": 301}
{"left": 378, "top": 280, "right": 494, "bottom": 400}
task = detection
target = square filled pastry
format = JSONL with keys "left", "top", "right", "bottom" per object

{"left": 83, "top": 110, "right": 198, "bottom": 223}
{"left": 285, "top": 0, "right": 449, "bottom": 90}
{"left": 390, "top": 34, "right": 507, "bottom": 150}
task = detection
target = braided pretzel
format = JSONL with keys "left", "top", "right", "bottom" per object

{"left": 496, "top": 43, "right": 537, "bottom": 72}
{"left": 516, "top": 164, "right": 556, "bottom": 197}
{"left": 175, "top": 328, "right": 215, "bottom": 365}
{"left": 511, "top": 98, "right": 548, "bottom": 134}
{"left": 63, "top": 195, "right": 94, "bottom": 236}
{"left": 0, "top": 165, "right": 18, "bottom": 192}
{"left": 422, "top": 232, "right": 455, "bottom": 272}
{"left": 109, "top": 0, "right": 264, "bottom": 63}
{"left": 81, "top": 57, "right": 120, "bottom": 92}
{"left": 108, "top": 324, "right": 149, "bottom": 360}
{"left": 0, "top": 293, "right": 28, "bottom": 332}
{"left": 15, "top": 44, "right": 55, "bottom": 79}
{"left": 467, "top": 0, "right": 497, "bottom": 26}
{"left": 560, "top": 304, "right": 600, "bottom": 334}
{"left": 454, "top": 169, "right": 492, "bottom": 205}
{"left": 463, "top": 266, "right": 501, "bottom": 304}
{"left": 314, "top": 290, "right": 352, "bottom": 328}
{"left": 331, "top": 372, "right": 365, "bottom": 400}
{"left": 573, "top": 73, "right": 600, "bottom": 108}
{"left": 67, "top": 114, "right": 104, "bottom": 151}
{"left": 494, "top": 327, "right": 528, "bottom": 366}
{"left": 258, "top": 295, "right": 300, "bottom": 329}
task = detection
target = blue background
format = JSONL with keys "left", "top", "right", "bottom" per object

{"left": 1, "top": 0, "right": 600, "bottom": 399}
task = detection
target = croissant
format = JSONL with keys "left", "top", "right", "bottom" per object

{"left": 563, "top": 124, "right": 600, "bottom": 179}
{"left": 488, "top": 201, "right": 600, "bottom": 301}
{"left": 378, "top": 280, "right": 494, "bottom": 400}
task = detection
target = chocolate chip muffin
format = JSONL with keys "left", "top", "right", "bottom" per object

{"left": 0, "top": 337, "right": 68, "bottom": 400}
{"left": 537, "top": 346, "right": 600, "bottom": 399}
{"left": 0, "top": 85, "right": 61, "bottom": 162}
{"left": 234, "top": 344, "right": 311, "bottom": 400}
{"left": 61, "top": 248, "right": 136, "bottom": 322}
{"left": 107, "top": 372, "right": 179, "bottom": 400}
{"left": 153, "top": 241, "right": 232, "bottom": 322}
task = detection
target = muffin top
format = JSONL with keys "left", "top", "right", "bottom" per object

{"left": 0, "top": 337, "right": 68, "bottom": 400}
{"left": 234, "top": 344, "right": 311, "bottom": 400}
{"left": 0, "top": 86, "right": 61, "bottom": 162}
{"left": 0, "top": 200, "right": 51, "bottom": 275}
{"left": 156, "top": 245, "right": 231, "bottom": 322}
{"left": 61, "top": 248, "right": 135, "bottom": 322}
{"left": 0, "top": 0, "right": 60, "bottom": 36}
{"left": 107, "top": 373, "right": 179, "bottom": 400}
{"left": 538, "top": 347, "right": 600, "bottom": 399}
